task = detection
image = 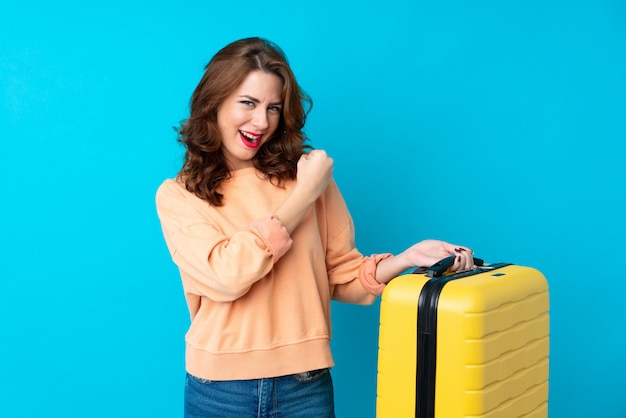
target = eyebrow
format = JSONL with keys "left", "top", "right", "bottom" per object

{"left": 238, "top": 95, "right": 283, "bottom": 106}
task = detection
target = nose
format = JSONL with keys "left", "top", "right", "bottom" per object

{"left": 252, "top": 108, "right": 269, "bottom": 131}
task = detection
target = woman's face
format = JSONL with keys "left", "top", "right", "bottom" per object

{"left": 217, "top": 70, "right": 283, "bottom": 170}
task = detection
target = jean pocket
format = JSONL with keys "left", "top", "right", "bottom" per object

{"left": 187, "top": 372, "right": 214, "bottom": 385}
{"left": 292, "top": 368, "right": 330, "bottom": 383}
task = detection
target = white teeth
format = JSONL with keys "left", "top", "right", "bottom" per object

{"left": 240, "top": 131, "right": 260, "bottom": 142}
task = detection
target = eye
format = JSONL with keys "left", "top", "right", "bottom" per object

{"left": 268, "top": 105, "right": 282, "bottom": 113}
{"left": 240, "top": 100, "right": 254, "bottom": 107}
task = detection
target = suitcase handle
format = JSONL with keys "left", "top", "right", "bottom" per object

{"left": 426, "top": 255, "right": 484, "bottom": 278}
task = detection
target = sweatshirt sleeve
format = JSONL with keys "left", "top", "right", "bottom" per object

{"left": 358, "top": 253, "right": 393, "bottom": 295}
{"left": 155, "top": 180, "right": 292, "bottom": 302}
{"left": 322, "top": 181, "right": 389, "bottom": 305}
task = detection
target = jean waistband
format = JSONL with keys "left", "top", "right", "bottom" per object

{"left": 294, "top": 368, "right": 328, "bottom": 379}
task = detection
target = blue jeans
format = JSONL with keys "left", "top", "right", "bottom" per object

{"left": 184, "top": 368, "right": 335, "bottom": 418}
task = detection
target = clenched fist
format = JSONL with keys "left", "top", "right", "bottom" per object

{"left": 295, "top": 150, "right": 334, "bottom": 202}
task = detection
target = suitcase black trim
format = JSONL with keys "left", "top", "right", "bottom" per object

{"left": 415, "top": 263, "right": 511, "bottom": 418}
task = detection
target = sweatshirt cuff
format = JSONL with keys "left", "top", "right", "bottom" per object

{"left": 248, "top": 214, "right": 293, "bottom": 260}
{"left": 358, "top": 253, "right": 393, "bottom": 296}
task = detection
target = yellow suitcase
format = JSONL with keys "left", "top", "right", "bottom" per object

{"left": 376, "top": 257, "right": 550, "bottom": 418}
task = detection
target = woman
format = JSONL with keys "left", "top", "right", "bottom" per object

{"left": 156, "top": 37, "right": 474, "bottom": 418}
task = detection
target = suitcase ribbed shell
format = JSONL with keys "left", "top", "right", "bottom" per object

{"left": 377, "top": 265, "right": 549, "bottom": 418}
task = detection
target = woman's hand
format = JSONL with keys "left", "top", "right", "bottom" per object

{"left": 275, "top": 150, "right": 333, "bottom": 234}
{"left": 401, "top": 239, "right": 474, "bottom": 272}
{"left": 374, "top": 240, "right": 474, "bottom": 284}
{"left": 295, "top": 150, "right": 334, "bottom": 202}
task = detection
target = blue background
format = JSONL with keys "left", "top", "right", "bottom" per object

{"left": 1, "top": 1, "right": 625, "bottom": 417}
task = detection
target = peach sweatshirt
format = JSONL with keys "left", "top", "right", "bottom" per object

{"left": 155, "top": 167, "right": 389, "bottom": 380}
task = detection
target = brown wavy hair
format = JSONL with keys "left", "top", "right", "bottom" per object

{"left": 176, "top": 37, "right": 312, "bottom": 206}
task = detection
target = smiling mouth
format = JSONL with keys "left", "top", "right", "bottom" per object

{"left": 239, "top": 130, "right": 262, "bottom": 148}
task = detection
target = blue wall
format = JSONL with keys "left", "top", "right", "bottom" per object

{"left": 1, "top": 1, "right": 625, "bottom": 417}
